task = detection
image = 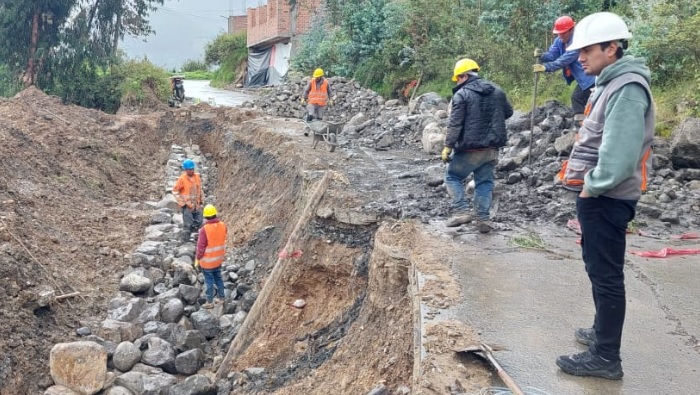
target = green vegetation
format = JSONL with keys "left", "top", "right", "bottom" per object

{"left": 182, "top": 71, "right": 214, "bottom": 80}
{"left": 293, "top": 0, "right": 700, "bottom": 130}
{"left": 181, "top": 59, "right": 209, "bottom": 73}
{"left": 0, "top": 0, "right": 165, "bottom": 112}
{"left": 510, "top": 233, "right": 548, "bottom": 250}
{"left": 0, "top": 64, "right": 22, "bottom": 97}
{"left": 116, "top": 59, "right": 171, "bottom": 108}
{"left": 204, "top": 32, "right": 247, "bottom": 88}
{"left": 2, "top": 0, "right": 698, "bottom": 129}
{"left": 179, "top": 58, "right": 214, "bottom": 80}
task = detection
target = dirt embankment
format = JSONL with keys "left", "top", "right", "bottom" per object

{"left": 0, "top": 90, "right": 492, "bottom": 395}
{"left": 193, "top": 121, "right": 416, "bottom": 393}
{"left": 0, "top": 88, "right": 171, "bottom": 394}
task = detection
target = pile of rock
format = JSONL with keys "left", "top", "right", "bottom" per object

{"left": 45, "top": 145, "right": 259, "bottom": 395}
{"left": 248, "top": 77, "right": 450, "bottom": 150}
{"left": 250, "top": 76, "right": 700, "bottom": 230}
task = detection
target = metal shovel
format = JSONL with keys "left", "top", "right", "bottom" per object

{"left": 456, "top": 343, "right": 525, "bottom": 395}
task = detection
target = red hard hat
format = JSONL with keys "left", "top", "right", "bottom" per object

{"left": 553, "top": 16, "right": 575, "bottom": 34}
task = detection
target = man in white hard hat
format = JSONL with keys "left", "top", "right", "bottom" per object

{"left": 555, "top": 12, "right": 654, "bottom": 380}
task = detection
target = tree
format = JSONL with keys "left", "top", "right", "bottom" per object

{"left": 0, "top": 0, "right": 164, "bottom": 89}
{"left": 0, "top": 0, "right": 75, "bottom": 86}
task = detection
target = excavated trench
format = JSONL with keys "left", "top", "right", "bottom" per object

{"left": 167, "top": 111, "right": 416, "bottom": 393}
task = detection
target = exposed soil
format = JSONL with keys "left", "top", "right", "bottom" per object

{"left": 0, "top": 89, "right": 495, "bottom": 395}
{"left": 0, "top": 87, "right": 170, "bottom": 394}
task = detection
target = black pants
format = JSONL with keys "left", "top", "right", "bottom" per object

{"left": 571, "top": 85, "right": 592, "bottom": 115}
{"left": 182, "top": 206, "right": 202, "bottom": 241}
{"left": 577, "top": 195, "right": 636, "bottom": 361}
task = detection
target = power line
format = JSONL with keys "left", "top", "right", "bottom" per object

{"left": 158, "top": 7, "right": 224, "bottom": 20}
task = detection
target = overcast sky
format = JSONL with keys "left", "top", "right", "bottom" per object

{"left": 121, "top": 0, "right": 262, "bottom": 69}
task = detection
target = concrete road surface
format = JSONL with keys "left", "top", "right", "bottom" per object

{"left": 183, "top": 79, "right": 256, "bottom": 107}
{"left": 430, "top": 223, "right": 700, "bottom": 395}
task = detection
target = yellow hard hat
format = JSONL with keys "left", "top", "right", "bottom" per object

{"left": 203, "top": 204, "right": 217, "bottom": 218}
{"left": 452, "top": 58, "right": 480, "bottom": 82}
{"left": 313, "top": 68, "right": 324, "bottom": 78}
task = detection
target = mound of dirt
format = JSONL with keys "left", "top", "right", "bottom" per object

{"left": 0, "top": 87, "right": 170, "bottom": 394}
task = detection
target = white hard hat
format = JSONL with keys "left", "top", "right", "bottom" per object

{"left": 568, "top": 12, "right": 632, "bottom": 51}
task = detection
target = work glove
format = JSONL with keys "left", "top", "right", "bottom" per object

{"left": 300, "top": 99, "right": 306, "bottom": 105}
{"left": 441, "top": 147, "right": 452, "bottom": 163}
{"left": 533, "top": 48, "right": 543, "bottom": 58}
{"left": 328, "top": 99, "right": 334, "bottom": 107}
{"left": 533, "top": 64, "right": 546, "bottom": 73}
{"left": 194, "top": 259, "right": 200, "bottom": 270}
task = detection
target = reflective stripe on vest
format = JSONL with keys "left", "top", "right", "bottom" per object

{"left": 201, "top": 221, "right": 226, "bottom": 269}
{"left": 308, "top": 79, "right": 329, "bottom": 106}
{"left": 557, "top": 72, "right": 654, "bottom": 198}
{"left": 173, "top": 173, "right": 202, "bottom": 209}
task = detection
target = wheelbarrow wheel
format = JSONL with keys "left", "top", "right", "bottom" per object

{"left": 327, "top": 133, "right": 337, "bottom": 152}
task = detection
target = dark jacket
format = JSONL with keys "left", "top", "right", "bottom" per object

{"left": 445, "top": 76, "right": 513, "bottom": 151}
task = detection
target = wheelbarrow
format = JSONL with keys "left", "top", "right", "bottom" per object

{"left": 303, "top": 119, "right": 344, "bottom": 152}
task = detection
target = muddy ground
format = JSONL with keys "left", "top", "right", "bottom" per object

{"left": 0, "top": 88, "right": 171, "bottom": 393}
{"left": 2, "top": 88, "right": 695, "bottom": 395}
{"left": 0, "top": 90, "right": 464, "bottom": 394}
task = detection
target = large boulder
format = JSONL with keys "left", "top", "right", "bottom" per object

{"left": 143, "top": 372, "right": 178, "bottom": 394}
{"left": 410, "top": 92, "right": 448, "bottom": 114}
{"left": 168, "top": 374, "right": 216, "bottom": 395}
{"left": 113, "top": 371, "right": 145, "bottom": 395}
{"left": 421, "top": 122, "right": 444, "bottom": 154}
{"left": 175, "top": 349, "right": 204, "bottom": 375}
{"left": 119, "top": 272, "right": 153, "bottom": 294}
{"left": 44, "top": 386, "right": 81, "bottom": 395}
{"left": 49, "top": 342, "right": 107, "bottom": 395}
{"left": 141, "top": 336, "right": 176, "bottom": 372}
{"left": 99, "top": 319, "right": 143, "bottom": 343}
{"left": 190, "top": 310, "right": 221, "bottom": 339}
{"left": 161, "top": 298, "right": 185, "bottom": 323}
{"left": 554, "top": 132, "right": 576, "bottom": 156}
{"left": 108, "top": 298, "right": 146, "bottom": 322}
{"left": 157, "top": 194, "right": 180, "bottom": 211}
{"left": 112, "top": 342, "right": 142, "bottom": 372}
{"left": 670, "top": 117, "right": 700, "bottom": 168}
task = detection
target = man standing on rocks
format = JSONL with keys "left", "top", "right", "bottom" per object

{"left": 172, "top": 159, "right": 204, "bottom": 243}
{"left": 195, "top": 204, "right": 227, "bottom": 309}
{"left": 301, "top": 68, "right": 333, "bottom": 121}
{"left": 555, "top": 12, "right": 654, "bottom": 380}
{"left": 443, "top": 58, "right": 513, "bottom": 233}
{"left": 534, "top": 16, "right": 595, "bottom": 126}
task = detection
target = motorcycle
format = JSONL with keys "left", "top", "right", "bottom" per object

{"left": 168, "top": 76, "right": 185, "bottom": 107}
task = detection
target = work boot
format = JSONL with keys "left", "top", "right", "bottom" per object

{"left": 476, "top": 220, "right": 492, "bottom": 234}
{"left": 575, "top": 327, "right": 597, "bottom": 346}
{"left": 446, "top": 212, "right": 473, "bottom": 227}
{"left": 201, "top": 302, "right": 214, "bottom": 309}
{"left": 556, "top": 350, "right": 623, "bottom": 380}
{"left": 214, "top": 298, "right": 224, "bottom": 305}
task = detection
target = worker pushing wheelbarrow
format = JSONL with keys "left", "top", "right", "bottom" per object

{"left": 300, "top": 67, "right": 343, "bottom": 152}
{"left": 302, "top": 119, "right": 343, "bottom": 152}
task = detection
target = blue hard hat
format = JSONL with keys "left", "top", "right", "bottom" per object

{"left": 182, "top": 159, "right": 195, "bottom": 170}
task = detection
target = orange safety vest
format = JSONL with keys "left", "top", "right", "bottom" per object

{"left": 172, "top": 173, "right": 203, "bottom": 209}
{"left": 200, "top": 221, "right": 227, "bottom": 269}
{"left": 308, "top": 78, "right": 329, "bottom": 106}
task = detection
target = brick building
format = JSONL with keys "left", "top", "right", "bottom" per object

{"left": 246, "top": 0, "right": 323, "bottom": 49}
{"left": 243, "top": 0, "right": 323, "bottom": 86}
{"left": 228, "top": 15, "right": 247, "bottom": 34}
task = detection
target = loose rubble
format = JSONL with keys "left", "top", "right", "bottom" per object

{"left": 45, "top": 145, "right": 265, "bottom": 394}
{"left": 249, "top": 77, "right": 700, "bottom": 233}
